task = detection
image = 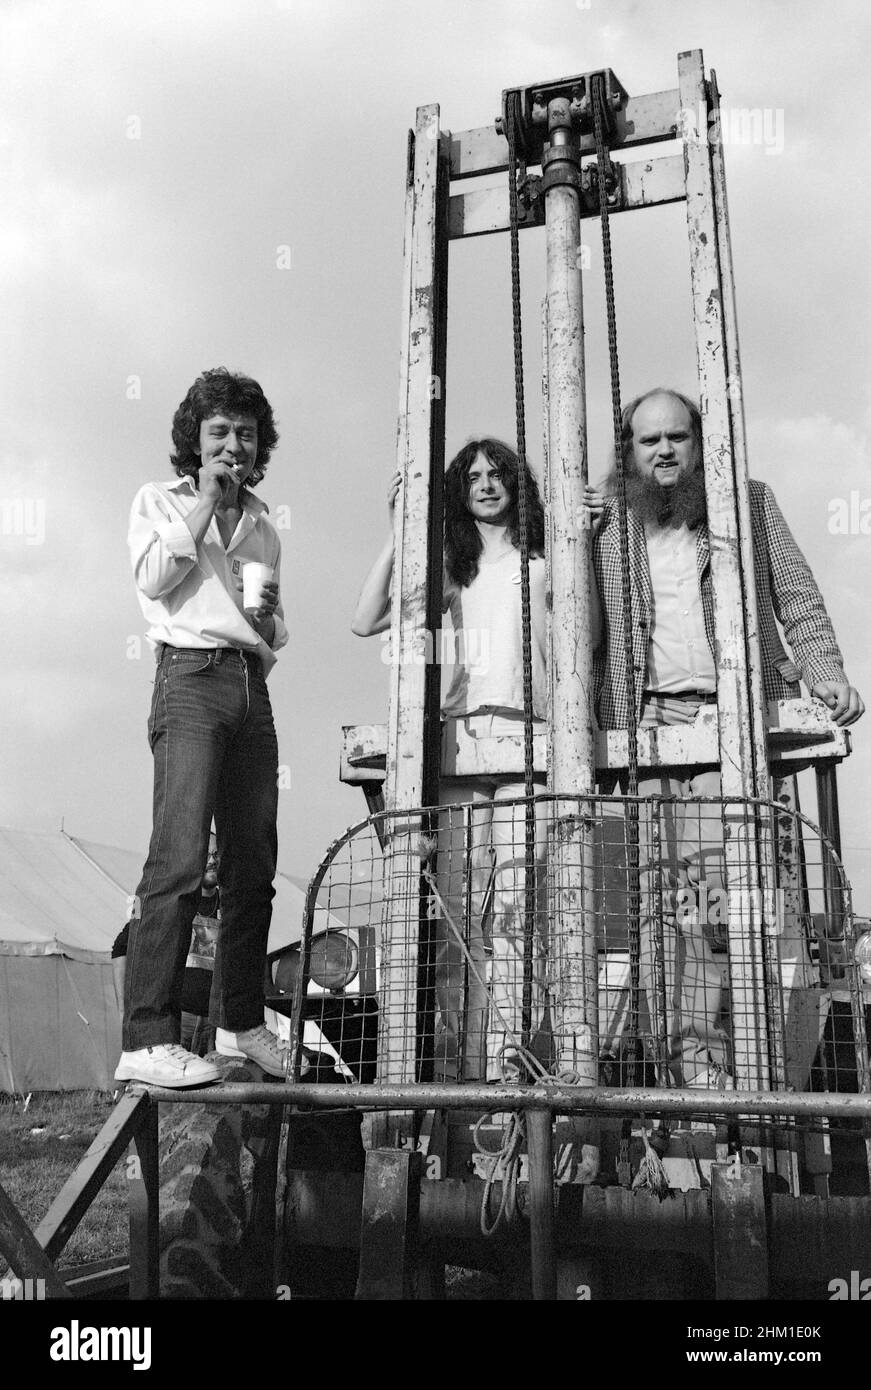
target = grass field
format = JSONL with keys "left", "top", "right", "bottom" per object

{"left": 0, "top": 1090, "right": 129, "bottom": 1276}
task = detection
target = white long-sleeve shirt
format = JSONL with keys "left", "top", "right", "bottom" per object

{"left": 128, "top": 476, "right": 288, "bottom": 674}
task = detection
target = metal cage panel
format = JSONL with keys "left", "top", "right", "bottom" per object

{"left": 284, "top": 794, "right": 869, "bottom": 1136}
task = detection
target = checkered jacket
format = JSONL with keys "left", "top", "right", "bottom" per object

{"left": 591, "top": 480, "right": 848, "bottom": 730}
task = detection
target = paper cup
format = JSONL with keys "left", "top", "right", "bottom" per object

{"left": 242, "top": 561, "right": 273, "bottom": 612}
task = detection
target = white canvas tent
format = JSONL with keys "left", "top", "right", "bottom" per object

{"left": 0, "top": 825, "right": 316, "bottom": 1092}
{"left": 0, "top": 828, "right": 132, "bottom": 1092}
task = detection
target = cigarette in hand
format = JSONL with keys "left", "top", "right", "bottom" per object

{"left": 220, "top": 464, "right": 245, "bottom": 492}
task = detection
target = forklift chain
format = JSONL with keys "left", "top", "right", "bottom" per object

{"left": 592, "top": 73, "right": 647, "bottom": 1173}
{"left": 505, "top": 89, "right": 540, "bottom": 1053}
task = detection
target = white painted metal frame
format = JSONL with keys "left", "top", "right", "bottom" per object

{"left": 341, "top": 702, "right": 850, "bottom": 786}
{"left": 679, "top": 50, "right": 773, "bottom": 1098}
{"left": 358, "top": 57, "right": 854, "bottom": 1176}
{"left": 372, "top": 105, "right": 449, "bottom": 1146}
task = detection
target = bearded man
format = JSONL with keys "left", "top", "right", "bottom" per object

{"left": 592, "top": 387, "right": 863, "bottom": 1088}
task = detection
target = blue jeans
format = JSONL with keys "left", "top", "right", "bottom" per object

{"left": 123, "top": 646, "right": 279, "bottom": 1050}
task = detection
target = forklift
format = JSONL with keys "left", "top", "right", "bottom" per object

{"left": 277, "top": 49, "right": 871, "bottom": 1301}
{"left": 3, "top": 48, "right": 867, "bottom": 1309}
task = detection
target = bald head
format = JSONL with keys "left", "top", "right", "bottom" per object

{"left": 621, "top": 389, "right": 706, "bottom": 528}
{"left": 621, "top": 389, "right": 702, "bottom": 475}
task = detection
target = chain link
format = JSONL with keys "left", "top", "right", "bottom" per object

{"left": 592, "top": 76, "right": 645, "bottom": 1143}
{"left": 505, "top": 91, "right": 537, "bottom": 1052}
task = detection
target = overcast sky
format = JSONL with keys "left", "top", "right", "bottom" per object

{"left": 2, "top": 0, "right": 869, "bottom": 910}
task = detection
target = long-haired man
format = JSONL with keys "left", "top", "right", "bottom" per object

{"left": 353, "top": 438, "right": 602, "bottom": 1081}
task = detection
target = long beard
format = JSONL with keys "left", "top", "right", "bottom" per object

{"left": 625, "top": 464, "right": 707, "bottom": 529}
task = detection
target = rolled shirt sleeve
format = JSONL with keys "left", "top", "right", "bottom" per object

{"left": 129, "top": 484, "right": 198, "bottom": 600}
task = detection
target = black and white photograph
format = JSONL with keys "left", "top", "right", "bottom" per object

{"left": 0, "top": 0, "right": 869, "bottom": 1353}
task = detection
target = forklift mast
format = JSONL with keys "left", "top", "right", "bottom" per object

{"left": 340, "top": 48, "right": 856, "bottom": 1100}
{"left": 294, "top": 49, "right": 871, "bottom": 1299}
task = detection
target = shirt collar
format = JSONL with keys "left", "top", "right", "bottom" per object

{"left": 165, "top": 474, "right": 269, "bottom": 517}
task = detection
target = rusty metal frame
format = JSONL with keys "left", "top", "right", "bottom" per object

{"left": 351, "top": 55, "right": 860, "bottom": 1204}
{"left": 140, "top": 1081, "right": 871, "bottom": 1123}
{"left": 133, "top": 1074, "right": 871, "bottom": 1303}
{"left": 4, "top": 1070, "right": 863, "bottom": 1306}
{"left": 341, "top": 701, "right": 850, "bottom": 786}
{"left": 289, "top": 784, "right": 870, "bottom": 1227}
{"left": 0, "top": 1090, "right": 158, "bottom": 1300}
{"left": 678, "top": 51, "right": 773, "bottom": 1111}
{"left": 373, "top": 106, "right": 450, "bottom": 1155}
{"left": 298, "top": 788, "right": 871, "bottom": 1074}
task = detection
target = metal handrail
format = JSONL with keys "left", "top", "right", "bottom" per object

{"left": 135, "top": 1080, "right": 871, "bottom": 1120}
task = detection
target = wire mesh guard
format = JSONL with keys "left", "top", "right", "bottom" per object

{"left": 286, "top": 792, "right": 870, "bottom": 1112}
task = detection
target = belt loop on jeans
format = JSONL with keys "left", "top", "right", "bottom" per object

{"left": 154, "top": 643, "right": 259, "bottom": 670}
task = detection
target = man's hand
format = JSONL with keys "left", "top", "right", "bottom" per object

{"left": 387, "top": 471, "right": 402, "bottom": 531}
{"left": 251, "top": 612, "right": 276, "bottom": 646}
{"left": 198, "top": 459, "right": 245, "bottom": 506}
{"left": 811, "top": 680, "right": 865, "bottom": 727}
{"left": 247, "top": 578, "right": 279, "bottom": 617}
{"left": 578, "top": 485, "right": 607, "bottom": 536}
{"left": 183, "top": 460, "right": 248, "bottom": 548}
{"left": 247, "top": 579, "right": 279, "bottom": 646}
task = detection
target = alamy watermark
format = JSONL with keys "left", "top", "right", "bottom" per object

{"left": 380, "top": 627, "right": 491, "bottom": 669}
{"left": 0, "top": 497, "right": 45, "bottom": 545}
{"left": 1, "top": 1276, "right": 46, "bottom": 1300}
{"left": 673, "top": 884, "right": 786, "bottom": 933}
{"left": 679, "top": 102, "right": 785, "bottom": 156}
{"left": 828, "top": 491, "right": 871, "bottom": 535}
{"left": 828, "top": 1270, "right": 871, "bottom": 1300}
{"left": 49, "top": 1321, "right": 151, "bottom": 1370}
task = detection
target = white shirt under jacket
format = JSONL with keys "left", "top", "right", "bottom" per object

{"left": 643, "top": 521, "right": 716, "bottom": 694}
{"left": 128, "top": 476, "right": 288, "bottom": 675}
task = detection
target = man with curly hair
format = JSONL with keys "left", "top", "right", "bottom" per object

{"left": 115, "top": 368, "right": 297, "bottom": 1087}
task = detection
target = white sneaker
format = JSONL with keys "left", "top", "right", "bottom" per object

{"left": 114, "top": 1044, "right": 220, "bottom": 1088}
{"left": 215, "top": 1024, "right": 309, "bottom": 1078}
